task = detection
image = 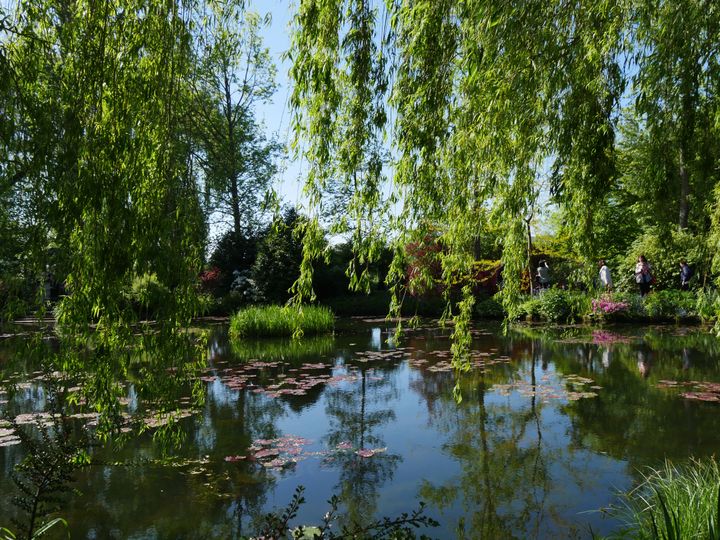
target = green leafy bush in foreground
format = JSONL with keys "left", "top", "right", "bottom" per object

{"left": 609, "top": 458, "right": 720, "bottom": 540}
{"left": 229, "top": 305, "right": 334, "bottom": 338}
{"left": 517, "top": 289, "right": 590, "bottom": 322}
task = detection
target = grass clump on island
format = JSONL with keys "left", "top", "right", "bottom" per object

{"left": 229, "top": 305, "right": 334, "bottom": 339}
{"left": 609, "top": 458, "right": 720, "bottom": 539}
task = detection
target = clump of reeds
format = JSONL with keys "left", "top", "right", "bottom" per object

{"left": 611, "top": 458, "right": 720, "bottom": 539}
{"left": 229, "top": 305, "right": 334, "bottom": 339}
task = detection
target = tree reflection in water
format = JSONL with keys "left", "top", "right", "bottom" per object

{"left": 322, "top": 335, "right": 402, "bottom": 531}
{"left": 416, "top": 337, "right": 551, "bottom": 539}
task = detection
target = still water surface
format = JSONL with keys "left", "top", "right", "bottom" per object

{"left": 3, "top": 320, "right": 720, "bottom": 538}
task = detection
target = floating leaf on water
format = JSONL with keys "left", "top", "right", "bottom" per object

{"left": 355, "top": 447, "right": 387, "bottom": 458}
{"left": 681, "top": 392, "right": 720, "bottom": 402}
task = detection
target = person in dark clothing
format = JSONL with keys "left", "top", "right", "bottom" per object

{"left": 635, "top": 255, "right": 652, "bottom": 296}
{"left": 680, "top": 261, "right": 693, "bottom": 291}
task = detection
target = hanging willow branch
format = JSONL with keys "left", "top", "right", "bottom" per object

{"left": 288, "top": 0, "right": 716, "bottom": 372}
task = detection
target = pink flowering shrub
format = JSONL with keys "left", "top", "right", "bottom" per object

{"left": 200, "top": 266, "right": 222, "bottom": 293}
{"left": 591, "top": 298, "right": 630, "bottom": 315}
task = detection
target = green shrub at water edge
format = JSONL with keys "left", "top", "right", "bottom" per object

{"left": 129, "top": 272, "right": 171, "bottom": 319}
{"left": 538, "top": 288, "right": 572, "bottom": 322}
{"left": 474, "top": 295, "right": 504, "bottom": 319}
{"left": 610, "top": 458, "right": 720, "bottom": 539}
{"left": 229, "top": 305, "right": 334, "bottom": 338}
{"left": 517, "top": 289, "right": 590, "bottom": 322}
{"left": 696, "top": 288, "right": 720, "bottom": 323}
{"left": 643, "top": 290, "right": 697, "bottom": 320}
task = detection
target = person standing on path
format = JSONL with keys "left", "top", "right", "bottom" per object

{"left": 680, "top": 260, "right": 693, "bottom": 290}
{"left": 599, "top": 260, "right": 612, "bottom": 292}
{"left": 635, "top": 255, "right": 652, "bottom": 296}
{"left": 537, "top": 260, "right": 550, "bottom": 290}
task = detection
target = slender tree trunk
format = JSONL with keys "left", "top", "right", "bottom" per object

{"left": 678, "top": 67, "right": 696, "bottom": 231}
{"left": 678, "top": 146, "right": 690, "bottom": 230}
{"left": 525, "top": 215, "right": 533, "bottom": 294}
{"left": 223, "top": 68, "right": 241, "bottom": 234}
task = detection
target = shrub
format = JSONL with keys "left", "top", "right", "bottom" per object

{"left": 591, "top": 297, "right": 630, "bottom": 315}
{"left": 229, "top": 305, "right": 334, "bottom": 339}
{"left": 474, "top": 295, "right": 505, "bottom": 319}
{"left": 610, "top": 291, "right": 647, "bottom": 319}
{"left": 643, "top": 290, "right": 697, "bottom": 320}
{"left": 539, "top": 289, "right": 573, "bottom": 322}
{"left": 252, "top": 209, "right": 305, "bottom": 305}
{"left": 129, "top": 273, "right": 171, "bottom": 319}
{"left": 199, "top": 267, "right": 222, "bottom": 294}
{"left": 518, "top": 297, "right": 543, "bottom": 320}
{"left": 696, "top": 288, "right": 720, "bottom": 323}
{"left": 209, "top": 230, "right": 261, "bottom": 294}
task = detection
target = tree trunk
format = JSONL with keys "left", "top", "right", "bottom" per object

{"left": 678, "top": 64, "right": 696, "bottom": 231}
{"left": 678, "top": 146, "right": 690, "bottom": 230}
{"left": 526, "top": 216, "right": 533, "bottom": 294}
{"left": 223, "top": 68, "right": 241, "bottom": 234}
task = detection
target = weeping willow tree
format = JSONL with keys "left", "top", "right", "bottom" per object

{"left": 1, "top": 0, "right": 208, "bottom": 437}
{"left": 288, "top": 0, "right": 629, "bottom": 368}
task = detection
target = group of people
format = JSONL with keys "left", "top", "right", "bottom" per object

{"left": 535, "top": 257, "right": 693, "bottom": 295}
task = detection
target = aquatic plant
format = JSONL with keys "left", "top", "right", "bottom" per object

{"left": 229, "top": 305, "right": 334, "bottom": 339}
{"left": 611, "top": 458, "right": 720, "bottom": 539}
{"left": 6, "top": 415, "right": 89, "bottom": 539}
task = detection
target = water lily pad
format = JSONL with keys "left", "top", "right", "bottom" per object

{"left": 355, "top": 447, "right": 387, "bottom": 458}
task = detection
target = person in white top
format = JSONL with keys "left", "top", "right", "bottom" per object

{"left": 536, "top": 260, "right": 550, "bottom": 289}
{"left": 598, "top": 259, "right": 612, "bottom": 291}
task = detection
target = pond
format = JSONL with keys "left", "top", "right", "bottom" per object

{"left": 3, "top": 320, "right": 720, "bottom": 538}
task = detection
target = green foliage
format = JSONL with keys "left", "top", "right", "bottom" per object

{"left": 696, "top": 289, "right": 720, "bottom": 323}
{"left": 539, "top": 289, "right": 573, "bottom": 322}
{"left": 0, "top": 0, "right": 209, "bottom": 441}
{"left": 191, "top": 1, "right": 281, "bottom": 235}
{"left": 285, "top": 0, "right": 720, "bottom": 374}
{"left": 473, "top": 296, "right": 504, "bottom": 320}
{"left": 513, "top": 289, "right": 710, "bottom": 323}
{"left": 607, "top": 291, "right": 647, "bottom": 320}
{"left": 252, "top": 208, "right": 306, "bottom": 305}
{"left": 1, "top": 518, "right": 67, "bottom": 540}
{"left": 611, "top": 459, "right": 720, "bottom": 540}
{"left": 209, "top": 231, "right": 261, "bottom": 294}
{"left": 129, "top": 273, "right": 172, "bottom": 320}
{"left": 518, "top": 297, "right": 544, "bottom": 321}
{"left": 229, "top": 305, "right": 334, "bottom": 339}
{"left": 517, "top": 289, "right": 590, "bottom": 323}
{"left": 8, "top": 411, "right": 88, "bottom": 539}
{"left": 643, "top": 290, "right": 697, "bottom": 320}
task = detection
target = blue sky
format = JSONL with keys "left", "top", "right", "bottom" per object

{"left": 254, "top": 0, "right": 304, "bottom": 207}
